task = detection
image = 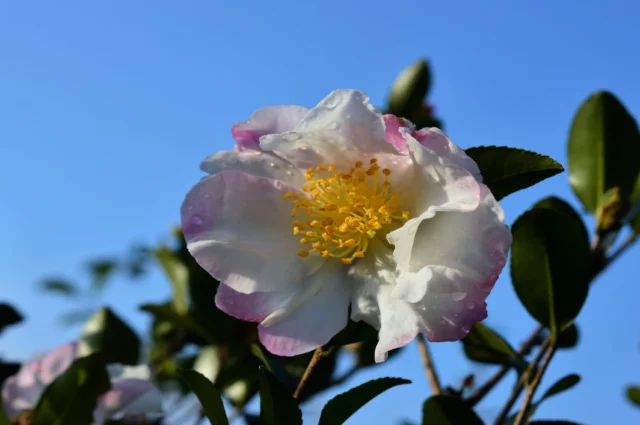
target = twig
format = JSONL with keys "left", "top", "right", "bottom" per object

{"left": 604, "top": 233, "right": 638, "bottom": 268}
{"left": 493, "top": 336, "right": 551, "bottom": 425}
{"left": 293, "top": 345, "right": 337, "bottom": 400}
{"left": 467, "top": 325, "right": 544, "bottom": 406}
{"left": 512, "top": 343, "right": 557, "bottom": 425}
{"left": 417, "top": 333, "right": 442, "bottom": 395}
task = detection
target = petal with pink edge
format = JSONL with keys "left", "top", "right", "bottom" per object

{"left": 181, "top": 170, "right": 323, "bottom": 294}
{"left": 258, "top": 262, "right": 352, "bottom": 357}
{"left": 232, "top": 105, "right": 309, "bottom": 151}
{"left": 38, "top": 342, "right": 78, "bottom": 385}
{"left": 200, "top": 150, "right": 304, "bottom": 186}
{"left": 261, "top": 90, "right": 401, "bottom": 170}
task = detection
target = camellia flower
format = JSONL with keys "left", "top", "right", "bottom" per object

{"left": 181, "top": 90, "right": 512, "bottom": 362}
{"left": 1, "top": 342, "right": 163, "bottom": 423}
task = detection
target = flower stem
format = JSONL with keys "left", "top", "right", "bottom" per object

{"left": 512, "top": 342, "right": 557, "bottom": 425}
{"left": 417, "top": 333, "right": 442, "bottom": 395}
{"left": 467, "top": 325, "right": 543, "bottom": 406}
{"left": 293, "top": 344, "right": 337, "bottom": 400}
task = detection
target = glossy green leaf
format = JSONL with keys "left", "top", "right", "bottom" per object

{"left": 258, "top": 366, "right": 302, "bottom": 425}
{"left": 319, "top": 377, "right": 410, "bottom": 425}
{"left": 179, "top": 369, "right": 229, "bottom": 425}
{"left": 78, "top": 307, "right": 140, "bottom": 365}
{"left": 627, "top": 386, "right": 640, "bottom": 407}
{"left": 153, "top": 247, "right": 189, "bottom": 314}
{"left": 533, "top": 197, "right": 588, "bottom": 242}
{"left": 39, "top": 280, "right": 78, "bottom": 297}
{"left": 421, "top": 395, "right": 483, "bottom": 425}
{"left": 387, "top": 59, "right": 431, "bottom": 118}
{"left": 461, "top": 323, "right": 524, "bottom": 369}
{"left": 31, "top": 354, "right": 110, "bottom": 425}
{"left": 465, "top": 146, "right": 564, "bottom": 200}
{"left": 568, "top": 91, "right": 640, "bottom": 213}
{"left": 511, "top": 207, "right": 591, "bottom": 337}
{"left": 556, "top": 324, "right": 579, "bottom": 349}
{"left": 0, "top": 304, "right": 22, "bottom": 335}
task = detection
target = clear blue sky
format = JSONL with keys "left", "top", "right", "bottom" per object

{"left": 1, "top": 1, "right": 639, "bottom": 424}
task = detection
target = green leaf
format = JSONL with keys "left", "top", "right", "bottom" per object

{"left": 387, "top": 59, "right": 431, "bottom": 118}
{"left": 140, "top": 304, "right": 214, "bottom": 343}
{"left": 511, "top": 207, "right": 591, "bottom": 337}
{"left": 87, "top": 259, "right": 118, "bottom": 291}
{"left": 31, "top": 354, "right": 111, "bottom": 425}
{"left": 179, "top": 369, "right": 229, "bottom": 425}
{"left": 568, "top": 91, "right": 640, "bottom": 213}
{"left": 0, "top": 303, "right": 22, "bottom": 334}
{"left": 153, "top": 247, "right": 189, "bottom": 314}
{"left": 533, "top": 197, "right": 588, "bottom": 242}
{"left": 78, "top": 307, "right": 140, "bottom": 365}
{"left": 630, "top": 174, "right": 640, "bottom": 234}
{"left": 193, "top": 346, "right": 221, "bottom": 382}
{"left": 0, "top": 397, "right": 11, "bottom": 425}
{"left": 258, "top": 366, "right": 302, "bottom": 425}
{"left": 39, "top": 280, "right": 78, "bottom": 297}
{"left": 627, "top": 386, "right": 640, "bottom": 407}
{"left": 319, "top": 377, "right": 411, "bottom": 425}
{"left": 556, "top": 324, "right": 579, "bottom": 349}
{"left": 465, "top": 146, "right": 564, "bottom": 200}
{"left": 333, "top": 319, "right": 378, "bottom": 345}
{"left": 461, "top": 323, "right": 525, "bottom": 370}
{"left": 421, "top": 395, "right": 484, "bottom": 425}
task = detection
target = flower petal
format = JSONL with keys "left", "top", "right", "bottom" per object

{"left": 181, "top": 170, "right": 323, "bottom": 294}
{"left": 215, "top": 282, "right": 299, "bottom": 323}
{"left": 232, "top": 105, "right": 309, "bottom": 151}
{"left": 200, "top": 150, "right": 304, "bottom": 187}
{"left": 258, "top": 262, "right": 352, "bottom": 357}
{"left": 260, "top": 90, "right": 400, "bottom": 170}
{"left": 413, "top": 127, "right": 482, "bottom": 181}
{"left": 38, "top": 342, "right": 77, "bottom": 385}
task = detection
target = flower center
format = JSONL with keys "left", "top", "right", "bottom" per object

{"left": 284, "top": 158, "right": 409, "bottom": 264}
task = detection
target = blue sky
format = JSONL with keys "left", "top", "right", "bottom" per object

{"left": 1, "top": 1, "right": 639, "bottom": 424}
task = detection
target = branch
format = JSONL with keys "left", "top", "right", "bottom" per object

{"left": 417, "top": 333, "right": 442, "bottom": 395}
{"left": 293, "top": 344, "right": 337, "bottom": 400}
{"left": 467, "top": 325, "right": 543, "bottom": 406}
{"left": 604, "top": 233, "right": 638, "bottom": 268}
{"left": 512, "top": 343, "right": 557, "bottom": 425}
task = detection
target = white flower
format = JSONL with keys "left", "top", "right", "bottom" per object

{"left": 181, "top": 90, "right": 512, "bottom": 362}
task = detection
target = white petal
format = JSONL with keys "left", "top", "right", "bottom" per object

{"left": 200, "top": 150, "right": 304, "bottom": 187}
{"left": 232, "top": 105, "right": 310, "bottom": 151}
{"left": 260, "top": 90, "right": 400, "bottom": 170}
{"left": 181, "top": 170, "right": 324, "bottom": 294}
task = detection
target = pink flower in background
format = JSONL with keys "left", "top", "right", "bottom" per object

{"left": 1, "top": 342, "right": 163, "bottom": 423}
{"left": 182, "top": 90, "right": 512, "bottom": 362}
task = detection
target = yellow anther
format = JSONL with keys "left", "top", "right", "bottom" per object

{"left": 298, "top": 250, "right": 310, "bottom": 257}
{"left": 382, "top": 168, "right": 392, "bottom": 176}
{"left": 370, "top": 158, "right": 378, "bottom": 164}
{"left": 300, "top": 237, "right": 310, "bottom": 244}
{"left": 322, "top": 233, "right": 332, "bottom": 242}
{"left": 321, "top": 250, "right": 330, "bottom": 258}
{"left": 355, "top": 161, "right": 363, "bottom": 168}
{"left": 353, "top": 251, "right": 365, "bottom": 258}
{"left": 306, "top": 231, "right": 318, "bottom": 237}
{"left": 341, "top": 258, "right": 352, "bottom": 265}
{"left": 343, "top": 239, "right": 357, "bottom": 248}
{"left": 306, "top": 168, "right": 314, "bottom": 174}
{"left": 338, "top": 206, "right": 351, "bottom": 214}
{"left": 328, "top": 165, "right": 337, "bottom": 171}
{"left": 284, "top": 192, "right": 295, "bottom": 199}
{"left": 402, "top": 211, "right": 410, "bottom": 219}
{"left": 310, "top": 220, "right": 321, "bottom": 227}
{"left": 293, "top": 226, "right": 300, "bottom": 235}
{"left": 316, "top": 165, "right": 326, "bottom": 171}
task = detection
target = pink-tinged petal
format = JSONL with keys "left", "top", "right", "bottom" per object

{"left": 258, "top": 262, "right": 352, "bottom": 357}
{"left": 38, "top": 342, "right": 77, "bottom": 385}
{"left": 94, "top": 365, "right": 162, "bottom": 424}
{"left": 2, "top": 372, "right": 42, "bottom": 418}
{"left": 215, "top": 283, "right": 299, "bottom": 322}
{"left": 200, "top": 150, "right": 304, "bottom": 186}
{"left": 232, "top": 105, "right": 309, "bottom": 151}
{"left": 413, "top": 128, "right": 482, "bottom": 181}
{"left": 382, "top": 114, "right": 412, "bottom": 153}
{"left": 260, "top": 90, "right": 401, "bottom": 170}
{"left": 181, "top": 170, "right": 323, "bottom": 294}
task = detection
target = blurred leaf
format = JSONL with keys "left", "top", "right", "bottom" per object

{"left": 627, "top": 386, "right": 640, "bottom": 407}
{"left": 258, "top": 366, "right": 302, "bottom": 425}
{"left": 78, "top": 307, "right": 140, "bottom": 365}
{"left": 461, "top": 323, "right": 525, "bottom": 370}
{"left": 39, "top": 280, "right": 78, "bottom": 297}
{"left": 179, "top": 369, "right": 229, "bottom": 425}
{"left": 630, "top": 174, "right": 640, "bottom": 234}
{"left": 421, "top": 395, "right": 483, "bottom": 425}
{"left": 556, "top": 324, "right": 579, "bottom": 349}
{"left": 193, "top": 346, "right": 221, "bottom": 383}
{"left": 31, "top": 353, "right": 110, "bottom": 425}
{"left": 153, "top": 247, "right": 189, "bottom": 314}
{"left": 58, "top": 308, "right": 96, "bottom": 326}
{"left": 0, "top": 402, "right": 10, "bottom": 425}
{"left": 333, "top": 319, "right": 378, "bottom": 345}
{"left": 140, "top": 304, "right": 214, "bottom": 343}
{"left": 0, "top": 361, "right": 20, "bottom": 387}
{"left": 319, "top": 377, "right": 410, "bottom": 425}
{"left": 465, "top": 146, "right": 564, "bottom": 200}
{"left": 87, "top": 259, "right": 118, "bottom": 291}
{"left": 387, "top": 58, "right": 431, "bottom": 118}
{"left": 243, "top": 414, "right": 262, "bottom": 425}
{"left": 511, "top": 207, "right": 591, "bottom": 338}
{"left": 507, "top": 374, "right": 581, "bottom": 425}
{"left": 251, "top": 345, "right": 298, "bottom": 390}
{"left": 215, "top": 354, "right": 260, "bottom": 408}
{"left": 0, "top": 303, "right": 22, "bottom": 334}
{"left": 568, "top": 91, "right": 640, "bottom": 213}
